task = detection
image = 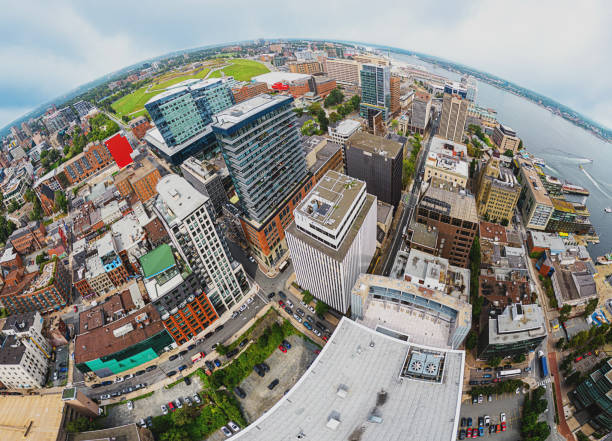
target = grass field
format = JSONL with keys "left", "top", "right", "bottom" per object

{"left": 209, "top": 59, "right": 269, "bottom": 81}
{"left": 111, "top": 59, "right": 268, "bottom": 119}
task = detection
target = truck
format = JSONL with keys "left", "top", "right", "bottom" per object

{"left": 538, "top": 351, "right": 549, "bottom": 378}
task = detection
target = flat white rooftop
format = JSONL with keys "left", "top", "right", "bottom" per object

{"left": 212, "top": 94, "right": 292, "bottom": 130}
{"left": 229, "top": 317, "right": 464, "bottom": 441}
{"left": 331, "top": 119, "right": 361, "bottom": 136}
{"left": 155, "top": 174, "right": 207, "bottom": 224}
{"left": 251, "top": 71, "right": 311, "bottom": 87}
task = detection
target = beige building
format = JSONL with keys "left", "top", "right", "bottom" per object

{"left": 439, "top": 93, "right": 469, "bottom": 143}
{"left": 322, "top": 58, "right": 361, "bottom": 86}
{"left": 517, "top": 158, "right": 554, "bottom": 230}
{"left": 352, "top": 54, "right": 390, "bottom": 66}
{"left": 423, "top": 136, "right": 469, "bottom": 189}
{"left": 477, "top": 155, "right": 521, "bottom": 223}
{"left": 288, "top": 61, "right": 322, "bottom": 75}
{"left": 85, "top": 255, "right": 114, "bottom": 295}
{"left": 492, "top": 123, "right": 521, "bottom": 153}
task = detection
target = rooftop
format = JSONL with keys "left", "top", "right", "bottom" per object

{"left": 0, "top": 334, "right": 27, "bottom": 366}
{"left": 519, "top": 159, "right": 552, "bottom": 206}
{"left": 295, "top": 170, "right": 366, "bottom": 232}
{"left": 347, "top": 131, "right": 403, "bottom": 158}
{"left": 330, "top": 119, "right": 361, "bottom": 136}
{"left": 67, "top": 424, "right": 143, "bottom": 441}
{"left": 498, "top": 123, "right": 517, "bottom": 137}
{"left": 0, "top": 393, "right": 65, "bottom": 441}
{"left": 113, "top": 156, "right": 159, "bottom": 182}
{"left": 479, "top": 221, "right": 508, "bottom": 243}
{"left": 251, "top": 71, "right": 311, "bottom": 87}
{"left": 489, "top": 304, "right": 546, "bottom": 345}
{"left": 78, "top": 290, "right": 136, "bottom": 334}
{"left": 139, "top": 244, "right": 176, "bottom": 279}
{"left": 155, "top": 174, "right": 207, "bottom": 225}
{"left": 420, "top": 184, "right": 478, "bottom": 223}
{"left": 212, "top": 94, "right": 292, "bottom": 130}
{"left": 430, "top": 136, "right": 468, "bottom": 158}
{"left": 229, "top": 317, "right": 464, "bottom": 441}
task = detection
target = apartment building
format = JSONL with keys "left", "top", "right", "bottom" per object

{"left": 155, "top": 174, "right": 249, "bottom": 313}
{"left": 477, "top": 155, "right": 521, "bottom": 223}
{"left": 62, "top": 142, "right": 114, "bottom": 185}
{"left": 390, "top": 76, "right": 401, "bottom": 116}
{"left": 439, "top": 93, "right": 469, "bottom": 143}
{"left": 180, "top": 156, "right": 229, "bottom": 216}
{"left": 322, "top": 58, "right": 361, "bottom": 86}
{"left": 423, "top": 136, "right": 469, "bottom": 189}
{"left": 0, "top": 330, "right": 50, "bottom": 388}
{"left": 8, "top": 221, "right": 46, "bottom": 254}
{"left": 517, "top": 159, "right": 554, "bottom": 230}
{"left": 232, "top": 82, "right": 269, "bottom": 104}
{"left": 286, "top": 171, "right": 377, "bottom": 313}
{"left": 288, "top": 61, "right": 322, "bottom": 74}
{"left": 407, "top": 90, "right": 432, "bottom": 135}
{"left": 113, "top": 157, "right": 163, "bottom": 203}
{"left": 492, "top": 124, "right": 521, "bottom": 153}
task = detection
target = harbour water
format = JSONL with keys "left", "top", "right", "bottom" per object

{"left": 391, "top": 53, "right": 612, "bottom": 258}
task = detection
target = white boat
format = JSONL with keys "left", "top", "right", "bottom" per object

{"left": 605, "top": 207, "right": 612, "bottom": 213}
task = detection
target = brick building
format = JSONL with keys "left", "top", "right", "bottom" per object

{"left": 62, "top": 142, "right": 114, "bottom": 185}
{"left": 113, "top": 158, "right": 162, "bottom": 203}
{"left": 8, "top": 221, "right": 46, "bottom": 255}
{"left": 231, "top": 82, "right": 269, "bottom": 104}
{"left": 128, "top": 116, "right": 152, "bottom": 140}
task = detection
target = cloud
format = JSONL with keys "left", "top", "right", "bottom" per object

{"left": 1, "top": 0, "right": 610, "bottom": 129}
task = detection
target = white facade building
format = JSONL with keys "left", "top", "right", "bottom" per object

{"left": 155, "top": 174, "right": 249, "bottom": 313}
{"left": 286, "top": 171, "right": 377, "bottom": 313}
{"left": 0, "top": 312, "right": 51, "bottom": 389}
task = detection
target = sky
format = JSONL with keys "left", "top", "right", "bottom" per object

{"left": 1, "top": 0, "right": 611, "bottom": 129}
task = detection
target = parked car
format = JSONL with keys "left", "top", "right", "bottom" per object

{"left": 234, "top": 386, "right": 246, "bottom": 398}
{"left": 100, "top": 394, "right": 111, "bottom": 400}
{"left": 168, "top": 402, "right": 176, "bottom": 412}
{"left": 254, "top": 365, "right": 265, "bottom": 377}
{"left": 167, "top": 370, "right": 177, "bottom": 377}
{"left": 313, "top": 329, "right": 322, "bottom": 337}
{"left": 286, "top": 299, "right": 294, "bottom": 308}
{"left": 228, "top": 421, "right": 241, "bottom": 433}
{"left": 278, "top": 300, "right": 285, "bottom": 308}
{"left": 111, "top": 391, "right": 121, "bottom": 397}
{"left": 193, "top": 393, "right": 202, "bottom": 404}
{"left": 214, "top": 359, "right": 221, "bottom": 367}
{"left": 204, "top": 332, "right": 214, "bottom": 339}
{"left": 278, "top": 291, "right": 287, "bottom": 299}
{"left": 91, "top": 383, "right": 102, "bottom": 389}
{"left": 488, "top": 394, "right": 492, "bottom": 402}
{"left": 478, "top": 417, "right": 483, "bottom": 427}
{"left": 138, "top": 418, "right": 146, "bottom": 427}
{"left": 461, "top": 417, "right": 466, "bottom": 427}
{"left": 145, "top": 416, "right": 153, "bottom": 428}
{"left": 101, "top": 380, "right": 113, "bottom": 386}
{"left": 178, "top": 364, "right": 187, "bottom": 371}
{"left": 500, "top": 413, "right": 506, "bottom": 422}
{"left": 169, "top": 354, "right": 179, "bottom": 361}
{"left": 161, "top": 404, "right": 168, "bottom": 415}
{"left": 135, "top": 370, "right": 145, "bottom": 376}
{"left": 239, "top": 339, "right": 248, "bottom": 348}
{"left": 478, "top": 394, "right": 483, "bottom": 404}
{"left": 221, "top": 426, "right": 233, "bottom": 437}
{"left": 260, "top": 362, "right": 270, "bottom": 372}
{"left": 467, "top": 417, "right": 472, "bottom": 426}
{"left": 175, "top": 398, "right": 183, "bottom": 408}
{"left": 484, "top": 415, "right": 490, "bottom": 426}
{"left": 187, "top": 344, "right": 196, "bottom": 350}
{"left": 478, "top": 426, "right": 484, "bottom": 437}
{"left": 179, "top": 350, "right": 188, "bottom": 356}
{"left": 484, "top": 367, "right": 492, "bottom": 372}
{"left": 127, "top": 400, "right": 134, "bottom": 411}
{"left": 267, "top": 292, "right": 276, "bottom": 299}
{"left": 123, "top": 374, "right": 134, "bottom": 380}
{"left": 268, "top": 379, "right": 279, "bottom": 390}
{"left": 226, "top": 349, "right": 239, "bottom": 358}
{"left": 296, "top": 308, "right": 305, "bottom": 317}
{"left": 285, "top": 307, "right": 293, "bottom": 315}
{"left": 278, "top": 345, "right": 287, "bottom": 353}
{"left": 184, "top": 376, "right": 191, "bottom": 386}
{"left": 247, "top": 296, "right": 254, "bottom": 304}
{"left": 458, "top": 428, "right": 466, "bottom": 440}
{"left": 146, "top": 365, "right": 157, "bottom": 372}
{"left": 184, "top": 396, "right": 192, "bottom": 406}
{"left": 293, "top": 314, "right": 302, "bottom": 323}
{"left": 282, "top": 340, "right": 292, "bottom": 349}
{"left": 303, "top": 321, "right": 312, "bottom": 330}
{"left": 114, "top": 377, "right": 124, "bottom": 383}
{"left": 501, "top": 422, "right": 506, "bottom": 431}
{"left": 308, "top": 305, "right": 315, "bottom": 313}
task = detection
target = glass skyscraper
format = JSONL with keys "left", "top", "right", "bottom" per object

{"left": 212, "top": 94, "right": 307, "bottom": 223}
{"left": 359, "top": 63, "right": 391, "bottom": 121}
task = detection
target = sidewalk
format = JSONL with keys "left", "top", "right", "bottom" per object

{"left": 549, "top": 351, "right": 576, "bottom": 441}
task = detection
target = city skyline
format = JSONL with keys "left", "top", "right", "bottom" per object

{"left": 1, "top": 1, "right": 611, "bottom": 131}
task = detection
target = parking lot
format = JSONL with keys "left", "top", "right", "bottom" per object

{"left": 236, "top": 334, "right": 320, "bottom": 423}
{"left": 459, "top": 392, "right": 524, "bottom": 439}
{"left": 99, "top": 375, "right": 203, "bottom": 428}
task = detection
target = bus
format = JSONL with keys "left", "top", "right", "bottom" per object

{"left": 539, "top": 352, "right": 549, "bottom": 378}
{"left": 498, "top": 369, "right": 522, "bottom": 378}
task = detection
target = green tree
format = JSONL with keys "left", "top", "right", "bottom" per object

{"left": 584, "top": 298, "right": 598, "bottom": 316}
{"left": 391, "top": 119, "right": 399, "bottom": 131}
{"left": 160, "top": 427, "right": 190, "bottom": 441}
{"left": 172, "top": 405, "right": 200, "bottom": 427}
{"left": 501, "top": 218, "right": 509, "bottom": 226}
{"left": 512, "top": 353, "right": 526, "bottom": 363}
{"left": 503, "top": 149, "right": 514, "bottom": 157}
{"left": 54, "top": 190, "right": 68, "bottom": 214}
{"left": 302, "top": 290, "right": 314, "bottom": 304}
{"left": 293, "top": 107, "right": 304, "bottom": 117}
{"left": 559, "top": 304, "right": 572, "bottom": 322}
{"left": 66, "top": 417, "right": 96, "bottom": 433}
{"left": 323, "top": 88, "right": 344, "bottom": 108}
{"left": 315, "top": 300, "right": 330, "bottom": 318}
{"left": 315, "top": 109, "right": 329, "bottom": 133}
{"left": 329, "top": 112, "right": 342, "bottom": 124}
{"left": 7, "top": 199, "right": 20, "bottom": 213}
{"left": 35, "top": 252, "right": 48, "bottom": 265}
{"left": 300, "top": 119, "right": 317, "bottom": 136}
{"left": 465, "top": 331, "right": 478, "bottom": 350}
{"left": 215, "top": 343, "right": 228, "bottom": 355}
{"left": 488, "top": 356, "right": 502, "bottom": 367}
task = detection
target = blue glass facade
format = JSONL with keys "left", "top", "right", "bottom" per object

{"left": 359, "top": 64, "right": 391, "bottom": 121}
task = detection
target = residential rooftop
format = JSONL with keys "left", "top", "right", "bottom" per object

{"left": 518, "top": 158, "right": 552, "bottom": 206}
{"left": 139, "top": 244, "right": 176, "bottom": 279}
{"left": 330, "top": 119, "right": 361, "bottom": 136}
{"left": 212, "top": 94, "right": 292, "bottom": 130}
{"left": 421, "top": 184, "right": 478, "bottom": 223}
{"left": 155, "top": 174, "right": 207, "bottom": 225}
{"left": 228, "top": 317, "right": 464, "bottom": 441}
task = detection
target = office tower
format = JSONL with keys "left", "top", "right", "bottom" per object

{"left": 144, "top": 78, "right": 235, "bottom": 164}
{"left": 492, "top": 123, "right": 521, "bottom": 153}
{"left": 570, "top": 358, "right": 612, "bottom": 434}
{"left": 414, "top": 184, "right": 478, "bottom": 268}
{"left": 439, "top": 93, "right": 469, "bottom": 143}
{"left": 516, "top": 159, "right": 554, "bottom": 230}
{"left": 328, "top": 119, "right": 362, "bottom": 166}
{"left": 460, "top": 75, "right": 478, "bottom": 102}
{"left": 345, "top": 132, "right": 403, "bottom": 206}
{"left": 408, "top": 91, "right": 432, "bottom": 135}
{"left": 477, "top": 154, "right": 521, "bottom": 224}
{"left": 180, "top": 156, "right": 229, "bottom": 216}
{"left": 323, "top": 58, "right": 361, "bottom": 86}
{"left": 155, "top": 174, "right": 249, "bottom": 313}
{"left": 286, "top": 171, "right": 377, "bottom": 313}
{"left": 390, "top": 76, "right": 401, "bottom": 116}
{"left": 444, "top": 82, "right": 468, "bottom": 99}
{"left": 359, "top": 63, "right": 391, "bottom": 121}
{"left": 212, "top": 94, "right": 307, "bottom": 224}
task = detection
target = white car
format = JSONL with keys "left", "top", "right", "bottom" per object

{"left": 313, "top": 329, "right": 322, "bottom": 337}
{"left": 293, "top": 314, "right": 302, "bottom": 323}
{"left": 127, "top": 400, "right": 134, "bottom": 411}
{"left": 161, "top": 404, "right": 168, "bottom": 415}
{"left": 500, "top": 412, "right": 506, "bottom": 423}
{"left": 221, "top": 426, "right": 233, "bottom": 437}
{"left": 247, "top": 296, "right": 254, "bottom": 304}
{"left": 239, "top": 304, "right": 248, "bottom": 312}
{"left": 114, "top": 376, "right": 124, "bottom": 383}
{"left": 176, "top": 398, "right": 183, "bottom": 408}
{"left": 123, "top": 374, "right": 134, "bottom": 380}
{"left": 484, "top": 415, "right": 490, "bottom": 426}
{"left": 308, "top": 305, "right": 315, "bottom": 313}
{"left": 286, "top": 300, "right": 294, "bottom": 308}
{"left": 228, "top": 421, "right": 241, "bottom": 432}
{"left": 193, "top": 393, "right": 202, "bottom": 404}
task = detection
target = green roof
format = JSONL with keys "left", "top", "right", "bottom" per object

{"left": 139, "top": 244, "right": 176, "bottom": 279}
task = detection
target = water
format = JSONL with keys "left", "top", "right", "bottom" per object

{"left": 392, "top": 53, "right": 612, "bottom": 257}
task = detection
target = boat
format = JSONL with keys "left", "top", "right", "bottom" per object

{"left": 597, "top": 254, "right": 612, "bottom": 265}
{"left": 532, "top": 157, "right": 546, "bottom": 167}
{"left": 605, "top": 207, "right": 612, "bottom": 213}
{"left": 562, "top": 183, "right": 590, "bottom": 196}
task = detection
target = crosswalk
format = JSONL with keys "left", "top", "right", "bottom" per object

{"left": 537, "top": 377, "right": 553, "bottom": 387}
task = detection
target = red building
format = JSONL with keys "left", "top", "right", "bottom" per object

{"left": 104, "top": 132, "right": 134, "bottom": 169}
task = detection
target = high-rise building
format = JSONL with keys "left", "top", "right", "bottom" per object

{"left": 444, "top": 82, "right": 467, "bottom": 99}
{"left": 322, "top": 58, "right": 361, "bottom": 86}
{"left": 413, "top": 184, "right": 478, "bottom": 268}
{"left": 492, "top": 123, "right": 521, "bottom": 153}
{"left": 460, "top": 75, "right": 478, "bottom": 102}
{"left": 477, "top": 154, "right": 521, "bottom": 223}
{"left": 439, "top": 93, "right": 469, "bottom": 143}
{"left": 286, "top": 171, "right": 377, "bottom": 313}
{"left": 517, "top": 159, "right": 554, "bottom": 230}
{"left": 345, "top": 132, "right": 404, "bottom": 206}
{"left": 144, "top": 78, "right": 235, "bottom": 164}
{"left": 390, "top": 76, "right": 401, "bottom": 116}
{"left": 570, "top": 358, "right": 612, "bottom": 434}
{"left": 288, "top": 61, "right": 322, "bottom": 75}
{"left": 328, "top": 119, "right": 362, "bottom": 166}
{"left": 359, "top": 64, "right": 391, "bottom": 121}
{"left": 155, "top": 174, "right": 249, "bottom": 313}
{"left": 408, "top": 91, "right": 432, "bottom": 135}
{"left": 212, "top": 94, "right": 307, "bottom": 224}
{"left": 180, "top": 156, "right": 229, "bottom": 216}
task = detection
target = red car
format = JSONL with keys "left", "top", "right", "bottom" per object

{"left": 501, "top": 422, "right": 506, "bottom": 432}
{"left": 575, "top": 356, "right": 583, "bottom": 362}
{"left": 322, "top": 335, "right": 329, "bottom": 342}
{"left": 278, "top": 300, "right": 285, "bottom": 308}
{"left": 168, "top": 401, "right": 176, "bottom": 412}
{"left": 278, "top": 345, "right": 287, "bottom": 353}
{"left": 466, "top": 428, "right": 472, "bottom": 437}
{"left": 74, "top": 305, "right": 78, "bottom": 312}
{"left": 495, "top": 424, "right": 501, "bottom": 433}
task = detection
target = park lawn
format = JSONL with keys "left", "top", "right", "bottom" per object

{"left": 149, "top": 68, "right": 211, "bottom": 91}
{"left": 209, "top": 59, "right": 269, "bottom": 81}
{"left": 111, "top": 85, "right": 158, "bottom": 118}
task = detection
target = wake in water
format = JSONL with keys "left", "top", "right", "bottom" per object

{"left": 581, "top": 167, "right": 612, "bottom": 198}
{"left": 545, "top": 164, "right": 560, "bottom": 175}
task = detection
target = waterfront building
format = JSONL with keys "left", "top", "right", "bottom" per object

{"left": 492, "top": 124, "right": 521, "bottom": 153}
{"left": 546, "top": 198, "right": 593, "bottom": 235}
{"left": 286, "top": 171, "right": 377, "bottom": 313}
{"left": 359, "top": 63, "right": 391, "bottom": 121}
{"left": 155, "top": 174, "right": 249, "bottom": 313}
{"left": 477, "top": 154, "right": 521, "bottom": 223}
{"left": 517, "top": 159, "right": 554, "bottom": 230}
{"left": 439, "top": 93, "right": 469, "bottom": 143}
{"left": 345, "top": 132, "right": 404, "bottom": 206}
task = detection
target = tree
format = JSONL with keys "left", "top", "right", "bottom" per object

{"left": 329, "top": 112, "right": 342, "bottom": 124}
{"left": 215, "top": 343, "right": 228, "bottom": 355}
{"left": 512, "top": 353, "right": 526, "bottom": 363}
{"left": 66, "top": 417, "right": 96, "bottom": 433}
{"left": 315, "top": 108, "right": 329, "bottom": 134}
{"left": 584, "top": 298, "right": 598, "bottom": 316}
{"left": 503, "top": 149, "right": 514, "bottom": 157}
{"left": 35, "top": 252, "right": 48, "bottom": 265}
{"left": 54, "top": 190, "right": 68, "bottom": 214}
{"left": 293, "top": 107, "right": 304, "bottom": 117}
{"left": 488, "top": 356, "right": 502, "bottom": 367}
{"left": 391, "top": 119, "right": 399, "bottom": 132}
{"left": 501, "top": 218, "right": 509, "bottom": 226}
{"left": 160, "top": 427, "right": 190, "bottom": 441}
{"left": 518, "top": 139, "right": 524, "bottom": 150}
{"left": 323, "top": 88, "right": 344, "bottom": 108}
{"left": 172, "top": 405, "right": 200, "bottom": 427}
{"left": 559, "top": 304, "right": 572, "bottom": 322}
{"left": 7, "top": 199, "right": 20, "bottom": 213}
{"left": 300, "top": 119, "right": 317, "bottom": 136}
{"left": 302, "top": 290, "right": 314, "bottom": 304}
{"left": 315, "top": 300, "right": 330, "bottom": 318}
{"left": 122, "top": 115, "right": 130, "bottom": 123}
{"left": 465, "top": 331, "right": 478, "bottom": 350}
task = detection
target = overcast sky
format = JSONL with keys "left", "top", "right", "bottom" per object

{"left": 1, "top": 0, "right": 610, "bottom": 129}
